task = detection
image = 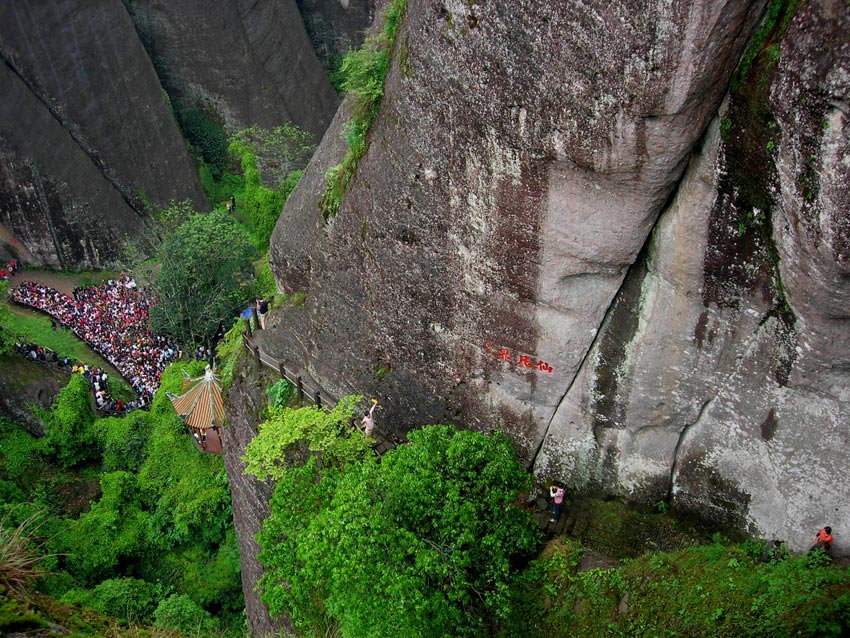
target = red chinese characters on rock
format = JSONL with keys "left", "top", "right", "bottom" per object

{"left": 485, "top": 342, "right": 554, "bottom": 374}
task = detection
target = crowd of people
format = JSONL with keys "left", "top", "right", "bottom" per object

{"left": 11, "top": 341, "right": 145, "bottom": 415}
{"left": 10, "top": 275, "right": 179, "bottom": 402}
{"left": 0, "top": 259, "right": 19, "bottom": 280}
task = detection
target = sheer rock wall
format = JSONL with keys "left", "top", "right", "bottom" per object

{"left": 122, "top": 0, "right": 339, "bottom": 140}
{"left": 0, "top": 0, "right": 338, "bottom": 269}
{"left": 222, "top": 354, "right": 291, "bottom": 638}
{"left": 267, "top": 0, "right": 850, "bottom": 552}
{"left": 0, "top": 0, "right": 200, "bottom": 268}
{"left": 296, "top": 0, "right": 376, "bottom": 76}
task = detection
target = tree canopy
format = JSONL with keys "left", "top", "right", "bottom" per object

{"left": 250, "top": 421, "right": 539, "bottom": 638}
{"left": 148, "top": 209, "right": 255, "bottom": 345}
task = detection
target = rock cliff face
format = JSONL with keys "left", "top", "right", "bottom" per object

{"left": 222, "top": 354, "right": 291, "bottom": 638}
{"left": 123, "top": 0, "right": 339, "bottom": 140}
{"left": 0, "top": 357, "right": 66, "bottom": 437}
{"left": 267, "top": 0, "right": 850, "bottom": 552}
{"left": 0, "top": 0, "right": 203, "bottom": 268}
{"left": 0, "top": 0, "right": 338, "bottom": 269}
{"left": 296, "top": 0, "right": 376, "bottom": 76}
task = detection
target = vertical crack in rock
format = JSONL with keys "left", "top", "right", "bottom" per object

{"left": 666, "top": 307, "right": 778, "bottom": 502}
{"left": 529, "top": 226, "right": 659, "bottom": 468}
{"left": 667, "top": 396, "right": 713, "bottom": 502}
{"left": 529, "top": 116, "right": 719, "bottom": 470}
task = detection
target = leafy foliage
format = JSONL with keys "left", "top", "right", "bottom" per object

{"left": 266, "top": 379, "right": 293, "bottom": 408}
{"left": 229, "top": 125, "right": 314, "bottom": 187}
{"left": 148, "top": 208, "right": 256, "bottom": 345}
{"left": 62, "top": 471, "right": 150, "bottom": 583}
{"left": 255, "top": 424, "right": 539, "bottom": 638}
{"left": 228, "top": 125, "right": 312, "bottom": 247}
{"left": 242, "top": 395, "right": 371, "bottom": 481}
{"left": 0, "top": 361, "right": 241, "bottom": 633}
{"left": 503, "top": 537, "right": 850, "bottom": 638}
{"left": 95, "top": 412, "right": 149, "bottom": 473}
{"left": 214, "top": 318, "right": 245, "bottom": 389}
{"left": 200, "top": 167, "right": 244, "bottom": 208}
{"left": 0, "top": 419, "right": 46, "bottom": 486}
{"left": 175, "top": 108, "right": 229, "bottom": 178}
{"left": 252, "top": 256, "right": 277, "bottom": 300}
{"left": 320, "top": 0, "right": 407, "bottom": 220}
{"left": 60, "top": 577, "right": 161, "bottom": 626}
{"left": 45, "top": 374, "right": 99, "bottom": 469}
{"left": 153, "top": 198, "right": 195, "bottom": 235}
{"left": 154, "top": 592, "right": 219, "bottom": 634}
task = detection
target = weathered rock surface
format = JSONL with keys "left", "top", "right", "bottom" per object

{"left": 296, "top": 0, "right": 376, "bottom": 76}
{"left": 0, "top": 356, "right": 66, "bottom": 437}
{"left": 0, "top": 0, "right": 207, "bottom": 268}
{"left": 1, "top": 0, "right": 340, "bottom": 269}
{"left": 221, "top": 353, "right": 290, "bottom": 638}
{"left": 267, "top": 0, "right": 850, "bottom": 552}
{"left": 123, "top": 0, "right": 339, "bottom": 140}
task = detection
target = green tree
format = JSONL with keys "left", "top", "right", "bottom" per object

{"left": 154, "top": 593, "right": 219, "bottom": 635}
{"left": 46, "top": 374, "right": 98, "bottom": 469}
{"left": 148, "top": 209, "right": 256, "bottom": 345}
{"left": 254, "top": 424, "right": 540, "bottom": 638}
{"left": 242, "top": 395, "right": 372, "bottom": 482}
{"left": 229, "top": 125, "right": 312, "bottom": 247}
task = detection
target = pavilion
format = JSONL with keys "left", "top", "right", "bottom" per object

{"left": 167, "top": 365, "right": 224, "bottom": 454}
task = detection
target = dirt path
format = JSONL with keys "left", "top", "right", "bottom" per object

{"left": 8, "top": 268, "right": 114, "bottom": 296}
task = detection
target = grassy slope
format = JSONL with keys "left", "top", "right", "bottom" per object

{"left": 0, "top": 590, "right": 182, "bottom": 638}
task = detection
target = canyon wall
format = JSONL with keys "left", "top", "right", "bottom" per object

{"left": 122, "top": 0, "right": 339, "bottom": 140}
{"left": 0, "top": 0, "right": 339, "bottom": 269}
{"left": 266, "top": 0, "right": 850, "bottom": 553}
{"left": 0, "top": 0, "right": 200, "bottom": 268}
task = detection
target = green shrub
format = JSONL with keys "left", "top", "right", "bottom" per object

{"left": 502, "top": 538, "right": 850, "bottom": 638}
{"left": 256, "top": 424, "right": 539, "bottom": 638}
{"left": 0, "top": 480, "right": 25, "bottom": 504}
{"left": 253, "top": 257, "right": 277, "bottom": 300}
{"left": 176, "top": 108, "right": 229, "bottom": 178}
{"left": 0, "top": 423, "right": 46, "bottom": 488}
{"left": 243, "top": 395, "right": 372, "bottom": 481}
{"left": 228, "top": 125, "right": 309, "bottom": 247}
{"left": 266, "top": 379, "right": 293, "bottom": 408}
{"left": 95, "top": 412, "right": 148, "bottom": 473}
{"left": 45, "top": 374, "right": 98, "bottom": 469}
{"left": 61, "top": 577, "right": 162, "bottom": 626}
{"left": 62, "top": 472, "right": 150, "bottom": 583}
{"left": 154, "top": 593, "right": 219, "bottom": 634}
{"left": 215, "top": 319, "right": 245, "bottom": 389}
{"left": 200, "top": 167, "right": 244, "bottom": 206}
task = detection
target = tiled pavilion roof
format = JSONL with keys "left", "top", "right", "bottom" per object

{"left": 168, "top": 365, "right": 225, "bottom": 432}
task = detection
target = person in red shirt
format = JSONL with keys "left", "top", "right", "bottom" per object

{"left": 809, "top": 526, "right": 833, "bottom": 556}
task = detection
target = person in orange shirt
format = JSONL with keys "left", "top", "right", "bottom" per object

{"left": 809, "top": 526, "right": 833, "bottom": 556}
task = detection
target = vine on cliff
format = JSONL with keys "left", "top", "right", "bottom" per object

{"left": 703, "top": 0, "right": 800, "bottom": 332}
{"left": 318, "top": 0, "right": 407, "bottom": 221}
